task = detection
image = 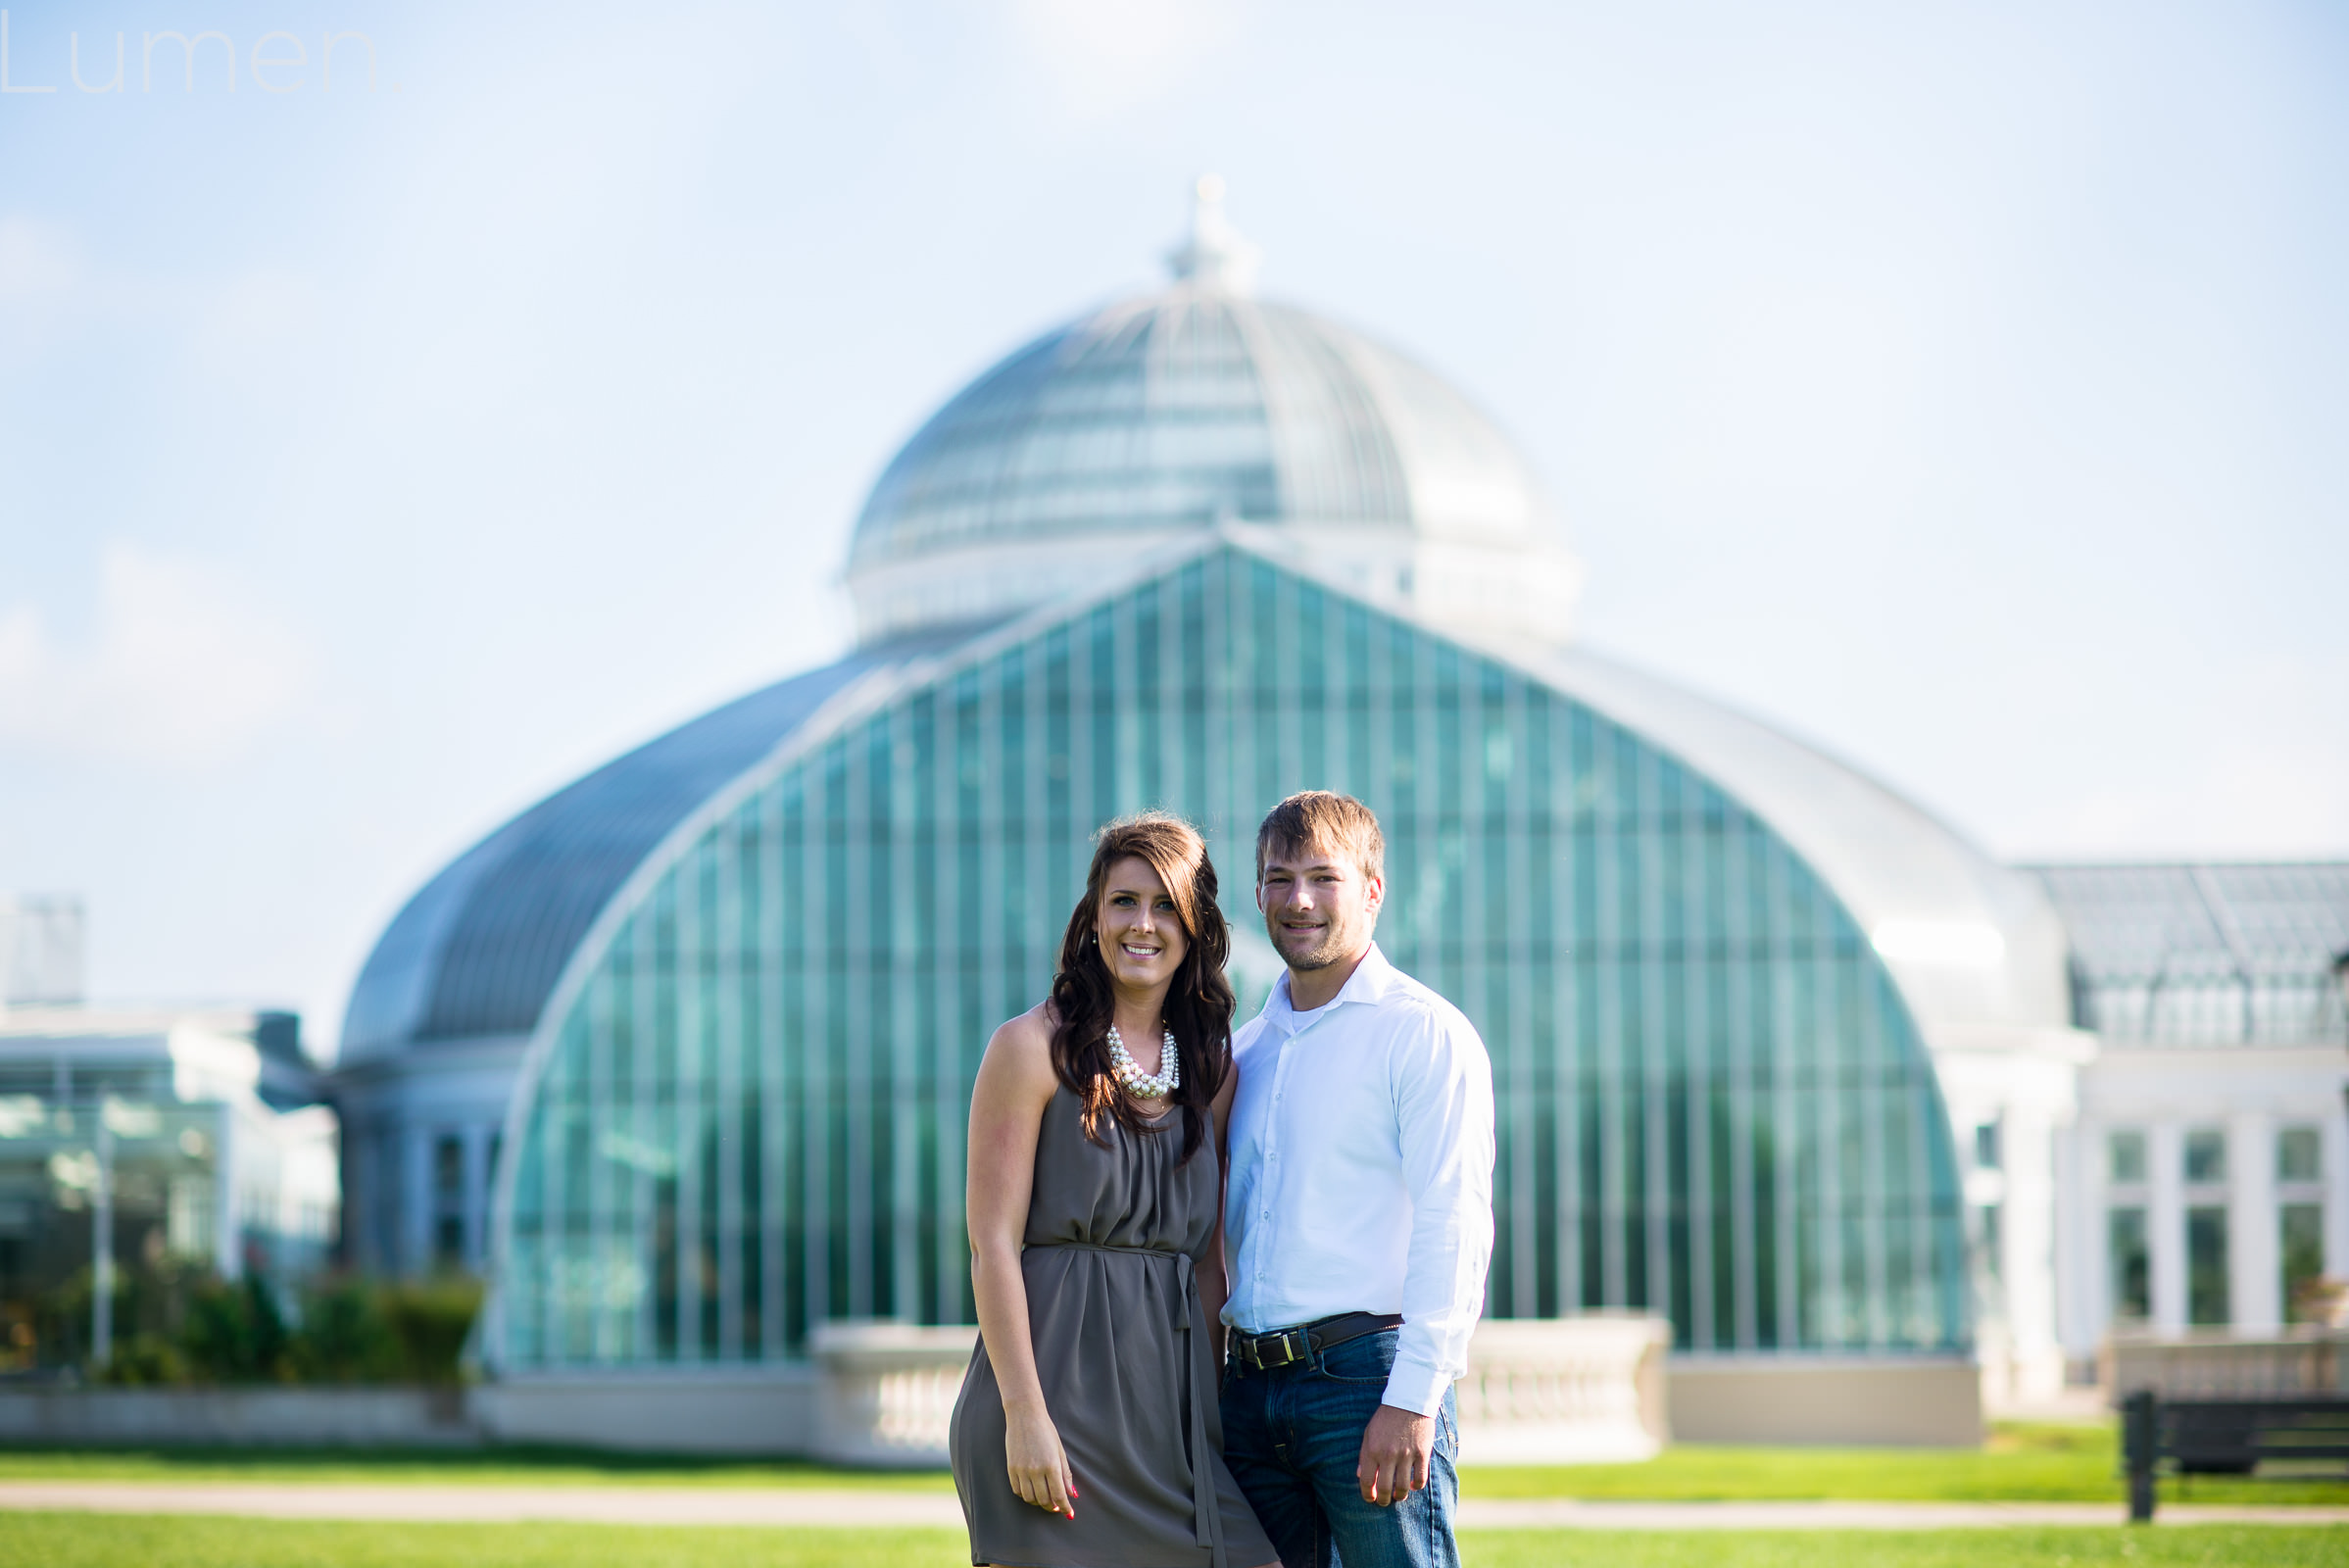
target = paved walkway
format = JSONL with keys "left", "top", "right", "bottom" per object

{"left": 0, "top": 1482, "right": 2343, "bottom": 1530}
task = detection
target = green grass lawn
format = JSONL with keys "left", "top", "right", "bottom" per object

{"left": 2, "top": 1516, "right": 2344, "bottom": 1568}
{"left": 5, "top": 1422, "right": 2344, "bottom": 1506}
{"left": 1466, "top": 1422, "right": 2349, "bottom": 1506}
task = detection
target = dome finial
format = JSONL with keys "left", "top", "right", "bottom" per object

{"left": 1165, "top": 172, "right": 1260, "bottom": 295}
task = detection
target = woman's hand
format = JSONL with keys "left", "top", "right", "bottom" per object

{"left": 1003, "top": 1401, "right": 1078, "bottom": 1518}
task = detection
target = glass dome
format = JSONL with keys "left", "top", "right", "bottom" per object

{"left": 845, "top": 180, "right": 1584, "bottom": 648}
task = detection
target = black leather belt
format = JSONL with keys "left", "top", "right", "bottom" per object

{"left": 1228, "top": 1311, "right": 1403, "bottom": 1372}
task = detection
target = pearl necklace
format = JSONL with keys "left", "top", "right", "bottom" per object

{"left": 1105, "top": 1023, "right": 1180, "bottom": 1101}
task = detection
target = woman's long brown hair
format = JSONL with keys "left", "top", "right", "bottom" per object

{"left": 1049, "top": 812, "right": 1234, "bottom": 1165}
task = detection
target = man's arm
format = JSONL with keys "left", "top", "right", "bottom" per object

{"left": 1357, "top": 1004, "right": 1495, "bottom": 1505}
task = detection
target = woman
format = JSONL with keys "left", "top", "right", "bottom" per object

{"left": 951, "top": 813, "right": 1278, "bottom": 1568}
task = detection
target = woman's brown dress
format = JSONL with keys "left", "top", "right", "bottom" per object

{"left": 951, "top": 1085, "right": 1275, "bottom": 1568}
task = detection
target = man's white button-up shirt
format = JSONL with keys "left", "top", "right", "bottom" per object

{"left": 1221, "top": 942, "right": 1495, "bottom": 1416}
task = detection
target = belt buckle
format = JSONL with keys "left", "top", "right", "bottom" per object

{"left": 1238, "top": 1326, "right": 1310, "bottom": 1371}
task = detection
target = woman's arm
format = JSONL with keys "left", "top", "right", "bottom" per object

{"left": 1196, "top": 1062, "right": 1242, "bottom": 1366}
{"left": 966, "top": 1005, "right": 1076, "bottom": 1519}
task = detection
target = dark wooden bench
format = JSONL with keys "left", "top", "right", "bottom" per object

{"left": 2122, "top": 1389, "right": 2349, "bottom": 1520}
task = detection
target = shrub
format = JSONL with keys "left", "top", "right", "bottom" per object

{"left": 96, "top": 1333, "right": 189, "bottom": 1386}
{"left": 181, "top": 1273, "right": 293, "bottom": 1383}
{"left": 287, "top": 1276, "right": 405, "bottom": 1384}
{"left": 379, "top": 1277, "right": 483, "bottom": 1385}
{"left": 69, "top": 1271, "right": 485, "bottom": 1387}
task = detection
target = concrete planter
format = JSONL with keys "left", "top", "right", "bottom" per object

{"left": 1666, "top": 1355, "right": 1983, "bottom": 1446}
{"left": 0, "top": 1386, "right": 477, "bottom": 1446}
{"left": 1455, "top": 1315, "right": 1671, "bottom": 1463}
{"left": 808, "top": 1321, "right": 979, "bottom": 1467}
{"left": 473, "top": 1366, "right": 820, "bottom": 1455}
{"left": 803, "top": 1313, "right": 1680, "bottom": 1468}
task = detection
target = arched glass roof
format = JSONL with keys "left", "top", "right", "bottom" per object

{"left": 337, "top": 654, "right": 896, "bottom": 1064}
{"left": 848, "top": 291, "right": 1559, "bottom": 563}
{"left": 843, "top": 187, "right": 1577, "bottom": 646}
{"left": 2024, "top": 860, "right": 2349, "bottom": 1045}
{"left": 849, "top": 294, "right": 1524, "bottom": 565}
{"left": 1499, "top": 644, "right": 2076, "bottom": 1036}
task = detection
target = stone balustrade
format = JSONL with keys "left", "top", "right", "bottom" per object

{"left": 0, "top": 1315, "right": 1679, "bottom": 1462}
{"left": 1452, "top": 1315, "right": 1671, "bottom": 1462}
{"left": 808, "top": 1321, "right": 979, "bottom": 1467}
{"left": 804, "top": 1313, "right": 1672, "bottom": 1467}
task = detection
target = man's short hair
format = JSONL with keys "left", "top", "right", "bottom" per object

{"left": 1255, "top": 791, "right": 1385, "bottom": 883}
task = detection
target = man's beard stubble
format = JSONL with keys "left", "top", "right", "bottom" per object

{"left": 1270, "top": 921, "right": 1346, "bottom": 971}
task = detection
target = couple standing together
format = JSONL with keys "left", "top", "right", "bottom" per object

{"left": 950, "top": 791, "right": 1496, "bottom": 1568}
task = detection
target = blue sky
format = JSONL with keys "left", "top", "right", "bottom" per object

{"left": 1, "top": 0, "right": 2343, "bottom": 1052}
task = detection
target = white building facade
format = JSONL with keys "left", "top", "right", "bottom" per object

{"left": 2033, "top": 864, "right": 2349, "bottom": 1371}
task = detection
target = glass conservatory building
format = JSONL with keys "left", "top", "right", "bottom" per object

{"left": 342, "top": 189, "right": 2110, "bottom": 1428}
{"left": 495, "top": 545, "right": 1978, "bottom": 1365}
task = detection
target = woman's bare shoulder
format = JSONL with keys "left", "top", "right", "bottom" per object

{"left": 981, "top": 1002, "right": 1058, "bottom": 1083}
{"left": 997, "top": 999, "right": 1055, "bottom": 1047}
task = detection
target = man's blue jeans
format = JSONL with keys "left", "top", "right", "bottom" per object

{"left": 1219, "top": 1328, "right": 1461, "bottom": 1568}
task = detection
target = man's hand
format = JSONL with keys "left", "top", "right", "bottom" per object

{"left": 1356, "top": 1402, "right": 1435, "bottom": 1505}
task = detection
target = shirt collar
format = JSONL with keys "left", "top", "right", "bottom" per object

{"left": 1267, "top": 941, "right": 1397, "bottom": 1030}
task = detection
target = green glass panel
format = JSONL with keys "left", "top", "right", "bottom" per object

{"left": 2187, "top": 1205, "right": 2230, "bottom": 1326}
{"left": 2109, "top": 1206, "right": 2150, "bottom": 1322}
{"left": 2280, "top": 1127, "right": 2322, "bottom": 1185}
{"left": 2109, "top": 1129, "right": 2146, "bottom": 1186}
{"left": 2282, "top": 1203, "right": 2325, "bottom": 1323}
{"left": 2185, "top": 1129, "right": 2227, "bottom": 1185}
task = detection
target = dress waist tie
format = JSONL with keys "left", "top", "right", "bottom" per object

{"left": 1033, "top": 1241, "right": 1227, "bottom": 1568}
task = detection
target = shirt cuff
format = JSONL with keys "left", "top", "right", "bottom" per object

{"left": 1380, "top": 1352, "right": 1453, "bottom": 1417}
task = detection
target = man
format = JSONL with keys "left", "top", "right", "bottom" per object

{"left": 1219, "top": 791, "right": 1495, "bottom": 1568}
